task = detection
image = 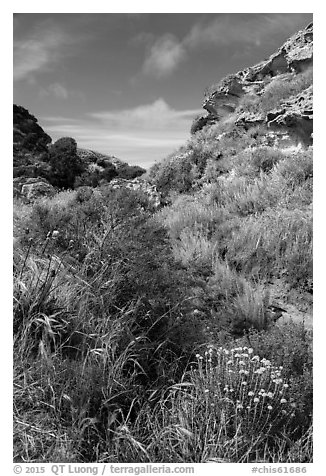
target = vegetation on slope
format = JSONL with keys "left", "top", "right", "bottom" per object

{"left": 13, "top": 26, "right": 313, "bottom": 463}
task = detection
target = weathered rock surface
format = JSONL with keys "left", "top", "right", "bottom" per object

{"left": 199, "top": 23, "right": 313, "bottom": 142}
{"left": 267, "top": 85, "right": 313, "bottom": 145}
{"left": 14, "top": 176, "right": 55, "bottom": 201}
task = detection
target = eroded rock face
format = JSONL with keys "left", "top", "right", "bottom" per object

{"left": 267, "top": 85, "right": 313, "bottom": 145}
{"left": 200, "top": 23, "right": 313, "bottom": 138}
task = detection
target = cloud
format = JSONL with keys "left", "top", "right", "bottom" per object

{"left": 139, "top": 13, "right": 311, "bottom": 77}
{"left": 39, "top": 83, "right": 69, "bottom": 99}
{"left": 40, "top": 99, "right": 201, "bottom": 167}
{"left": 184, "top": 13, "right": 309, "bottom": 49}
{"left": 142, "top": 34, "right": 186, "bottom": 78}
{"left": 89, "top": 98, "right": 201, "bottom": 130}
{"left": 14, "top": 25, "right": 74, "bottom": 81}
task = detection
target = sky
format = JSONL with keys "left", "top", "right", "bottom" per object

{"left": 13, "top": 13, "right": 313, "bottom": 169}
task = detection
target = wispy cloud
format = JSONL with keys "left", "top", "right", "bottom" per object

{"left": 184, "top": 13, "right": 309, "bottom": 49}
{"left": 39, "top": 83, "right": 69, "bottom": 99}
{"left": 89, "top": 98, "right": 201, "bottom": 130}
{"left": 38, "top": 83, "right": 86, "bottom": 101}
{"left": 139, "top": 13, "right": 311, "bottom": 78}
{"left": 40, "top": 99, "right": 201, "bottom": 167}
{"left": 142, "top": 34, "right": 186, "bottom": 78}
{"left": 14, "top": 25, "right": 75, "bottom": 81}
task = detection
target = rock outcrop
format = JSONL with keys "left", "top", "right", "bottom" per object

{"left": 14, "top": 176, "right": 55, "bottom": 201}
{"left": 13, "top": 105, "right": 51, "bottom": 167}
{"left": 197, "top": 23, "right": 313, "bottom": 146}
{"left": 266, "top": 85, "right": 313, "bottom": 145}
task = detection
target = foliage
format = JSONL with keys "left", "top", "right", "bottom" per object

{"left": 47, "top": 137, "right": 85, "bottom": 189}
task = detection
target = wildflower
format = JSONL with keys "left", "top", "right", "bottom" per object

{"left": 252, "top": 355, "right": 260, "bottom": 361}
{"left": 283, "top": 383, "right": 289, "bottom": 389}
{"left": 248, "top": 348, "right": 254, "bottom": 354}
{"left": 228, "top": 370, "right": 234, "bottom": 373}
{"left": 223, "top": 387, "right": 229, "bottom": 392}
{"left": 236, "top": 404, "right": 243, "bottom": 410}
{"left": 52, "top": 230, "right": 59, "bottom": 238}
{"left": 239, "top": 361, "right": 245, "bottom": 366}
{"left": 241, "top": 353, "right": 249, "bottom": 358}
{"left": 253, "top": 398, "right": 260, "bottom": 403}
{"left": 227, "top": 360, "right": 233, "bottom": 365}
{"left": 267, "top": 392, "right": 274, "bottom": 398}
{"left": 280, "top": 398, "right": 287, "bottom": 404}
{"left": 248, "top": 391, "right": 254, "bottom": 397}
{"left": 195, "top": 354, "right": 201, "bottom": 359}
{"left": 229, "top": 388, "right": 234, "bottom": 393}
{"left": 282, "top": 410, "right": 287, "bottom": 415}
{"left": 223, "top": 349, "right": 230, "bottom": 355}
{"left": 234, "top": 353, "right": 241, "bottom": 358}
{"left": 204, "top": 389, "right": 209, "bottom": 394}
{"left": 267, "top": 405, "right": 273, "bottom": 411}
{"left": 241, "top": 381, "right": 247, "bottom": 386}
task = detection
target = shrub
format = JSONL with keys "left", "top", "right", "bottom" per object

{"left": 243, "top": 323, "right": 313, "bottom": 436}
{"left": 48, "top": 137, "right": 85, "bottom": 189}
{"left": 123, "top": 345, "right": 302, "bottom": 463}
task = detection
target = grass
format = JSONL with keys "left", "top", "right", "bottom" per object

{"left": 13, "top": 181, "right": 313, "bottom": 462}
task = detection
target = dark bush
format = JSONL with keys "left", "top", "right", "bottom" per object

{"left": 48, "top": 137, "right": 85, "bottom": 189}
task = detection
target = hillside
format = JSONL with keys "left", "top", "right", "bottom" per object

{"left": 13, "top": 23, "right": 313, "bottom": 464}
{"left": 13, "top": 105, "right": 146, "bottom": 198}
{"left": 149, "top": 22, "right": 313, "bottom": 331}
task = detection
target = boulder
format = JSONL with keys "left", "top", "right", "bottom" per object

{"left": 20, "top": 181, "right": 55, "bottom": 201}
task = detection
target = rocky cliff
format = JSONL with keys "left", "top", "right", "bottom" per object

{"left": 196, "top": 22, "right": 313, "bottom": 147}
